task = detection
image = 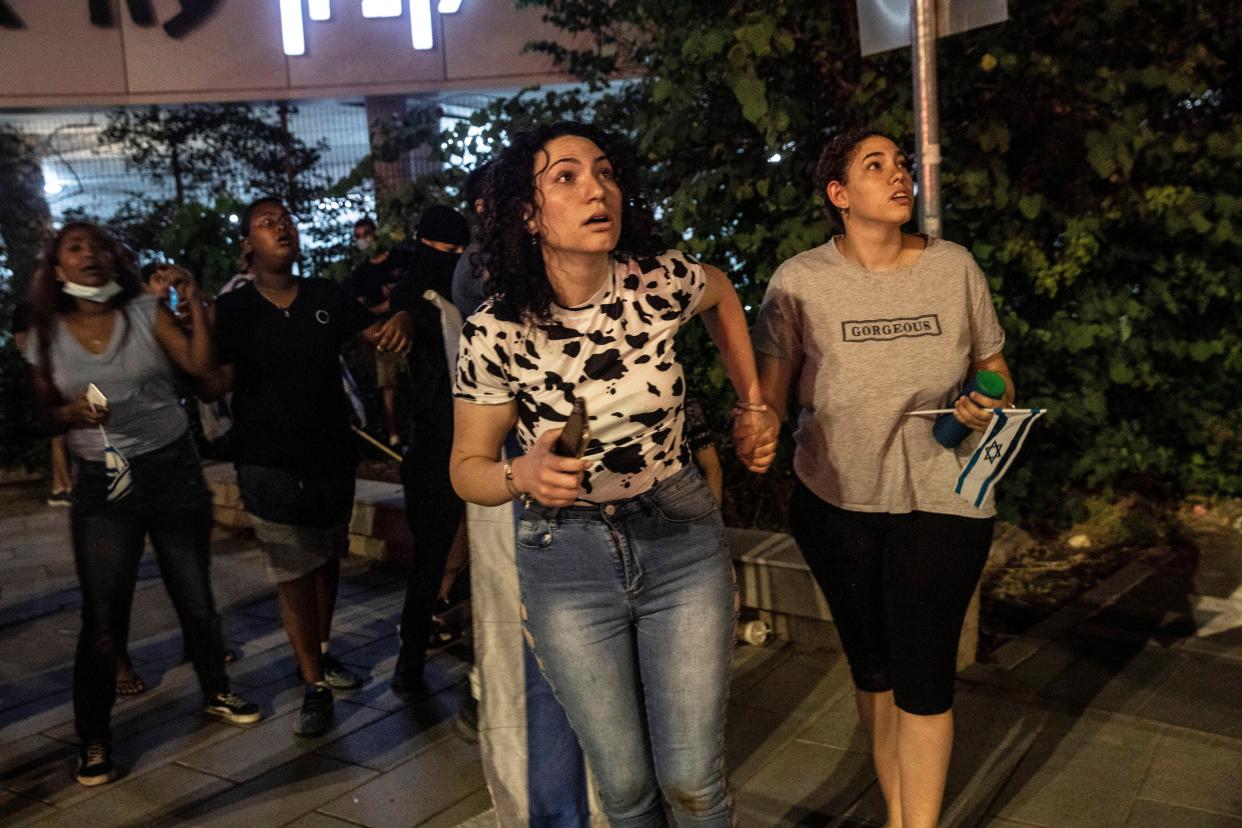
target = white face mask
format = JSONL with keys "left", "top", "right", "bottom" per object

{"left": 355, "top": 237, "right": 373, "bottom": 253}
{"left": 62, "top": 280, "right": 124, "bottom": 303}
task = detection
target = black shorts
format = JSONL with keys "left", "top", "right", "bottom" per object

{"left": 789, "top": 480, "right": 993, "bottom": 715}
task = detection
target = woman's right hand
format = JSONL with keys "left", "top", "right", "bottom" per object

{"left": 60, "top": 392, "right": 109, "bottom": 428}
{"left": 511, "top": 429, "right": 588, "bottom": 507}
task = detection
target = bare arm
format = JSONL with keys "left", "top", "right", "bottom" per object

{"left": 449, "top": 398, "right": 587, "bottom": 507}
{"left": 695, "top": 264, "right": 779, "bottom": 472}
{"left": 756, "top": 352, "right": 801, "bottom": 422}
{"left": 195, "top": 363, "right": 234, "bottom": 403}
{"left": 153, "top": 295, "right": 215, "bottom": 379}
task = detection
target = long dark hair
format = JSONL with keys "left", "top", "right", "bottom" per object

{"left": 27, "top": 221, "right": 142, "bottom": 374}
{"left": 481, "top": 121, "right": 659, "bottom": 324}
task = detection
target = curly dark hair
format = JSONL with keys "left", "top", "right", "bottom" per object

{"left": 813, "top": 127, "right": 899, "bottom": 229}
{"left": 480, "top": 121, "right": 659, "bottom": 324}
{"left": 27, "top": 221, "right": 142, "bottom": 375}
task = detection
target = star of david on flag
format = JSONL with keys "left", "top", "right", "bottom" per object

{"left": 955, "top": 408, "right": 1044, "bottom": 510}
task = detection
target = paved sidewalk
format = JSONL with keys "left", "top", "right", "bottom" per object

{"left": 1, "top": 481, "right": 1241, "bottom": 826}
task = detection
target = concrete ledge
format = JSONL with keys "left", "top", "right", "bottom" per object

{"left": 728, "top": 526, "right": 987, "bottom": 670}
{"left": 204, "top": 462, "right": 986, "bottom": 667}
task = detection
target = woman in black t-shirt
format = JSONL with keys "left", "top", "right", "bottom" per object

{"left": 210, "top": 197, "right": 411, "bottom": 739}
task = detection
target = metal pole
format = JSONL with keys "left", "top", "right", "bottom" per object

{"left": 911, "top": 0, "right": 941, "bottom": 237}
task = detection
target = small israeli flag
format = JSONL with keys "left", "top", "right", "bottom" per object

{"left": 955, "top": 408, "right": 1044, "bottom": 510}
{"left": 98, "top": 425, "right": 132, "bottom": 502}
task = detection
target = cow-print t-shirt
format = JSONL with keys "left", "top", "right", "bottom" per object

{"left": 455, "top": 249, "right": 708, "bottom": 503}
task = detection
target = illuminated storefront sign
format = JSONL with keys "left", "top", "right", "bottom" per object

{"left": 278, "top": 0, "right": 466, "bottom": 55}
{"left": 0, "top": 1, "right": 465, "bottom": 53}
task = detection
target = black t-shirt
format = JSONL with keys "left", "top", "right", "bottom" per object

{"left": 215, "top": 278, "right": 376, "bottom": 476}
{"left": 346, "top": 248, "right": 412, "bottom": 311}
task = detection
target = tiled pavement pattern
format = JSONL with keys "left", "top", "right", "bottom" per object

{"left": 2, "top": 480, "right": 1241, "bottom": 827}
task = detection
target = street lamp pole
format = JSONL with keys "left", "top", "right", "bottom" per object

{"left": 911, "top": 0, "right": 942, "bottom": 238}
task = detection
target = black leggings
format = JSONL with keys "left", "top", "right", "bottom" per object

{"left": 789, "top": 481, "right": 992, "bottom": 715}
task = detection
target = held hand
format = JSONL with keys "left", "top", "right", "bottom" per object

{"left": 375, "top": 311, "right": 413, "bottom": 355}
{"left": 512, "top": 429, "right": 588, "bottom": 507}
{"left": 954, "top": 391, "right": 1004, "bottom": 433}
{"left": 732, "top": 407, "right": 780, "bottom": 473}
{"left": 64, "top": 392, "right": 109, "bottom": 428}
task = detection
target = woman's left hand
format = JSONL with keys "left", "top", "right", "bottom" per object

{"left": 732, "top": 407, "right": 780, "bottom": 473}
{"left": 954, "top": 391, "right": 1004, "bottom": 433}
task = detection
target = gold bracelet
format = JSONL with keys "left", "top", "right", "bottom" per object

{"left": 732, "top": 401, "right": 769, "bottom": 413}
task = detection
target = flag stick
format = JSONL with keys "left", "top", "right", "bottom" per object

{"left": 352, "top": 426, "right": 403, "bottom": 462}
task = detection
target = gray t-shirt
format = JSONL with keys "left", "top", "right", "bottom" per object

{"left": 24, "top": 294, "right": 187, "bottom": 462}
{"left": 752, "top": 236, "right": 1005, "bottom": 517}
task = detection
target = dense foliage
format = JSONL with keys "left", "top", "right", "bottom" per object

{"left": 2, "top": 0, "right": 1237, "bottom": 526}
{"left": 0, "top": 125, "right": 51, "bottom": 312}
{"left": 484, "top": 0, "right": 1241, "bottom": 526}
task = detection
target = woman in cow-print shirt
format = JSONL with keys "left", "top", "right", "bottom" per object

{"left": 450, "top": 121, "right": 778, "bottom": 825}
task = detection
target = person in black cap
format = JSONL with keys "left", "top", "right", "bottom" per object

{"left": 386, "top": 204, "right": 471, "bottom": 692}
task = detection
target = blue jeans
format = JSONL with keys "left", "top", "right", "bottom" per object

{"left": 516, "top": 465, "right": 736, "bottom": 827}
{"left": 69, "top": 432, "right": 228, "bottom": 743}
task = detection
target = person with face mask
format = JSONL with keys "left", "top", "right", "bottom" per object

{"left": 384, "top": 204, "right": 473, "bottom": 693}
{"left": 346, "top": 217, "right": 412, "bottom": 448}
{"left": 23, "top": 222, "right": 262, "bottom": 787}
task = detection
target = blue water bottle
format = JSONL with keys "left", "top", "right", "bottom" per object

{"left": 932, "top": 370, "right": 1006, "bottom": 448}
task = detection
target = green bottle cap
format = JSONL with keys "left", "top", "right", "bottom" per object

{"left": 976, "top": 370, "right": 1006, "bottom": 400}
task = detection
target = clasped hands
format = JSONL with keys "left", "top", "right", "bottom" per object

{"left": 732, "top": 405, "right": 779, "bottom": 473}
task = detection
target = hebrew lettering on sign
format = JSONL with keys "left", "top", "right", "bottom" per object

{"left": 278, "top": 0, "right": 466, "bottom": 56}
{"left": 0, "top": 1, "right": 24, "bottom": 29}
{"left": 1, "top": 1, "right": 217, "bottom": 36}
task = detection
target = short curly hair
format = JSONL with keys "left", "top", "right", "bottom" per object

{"left": 480, "top": 121, "right": 658, "bottom": 324}
{"left": 813, "top": 128, "right": 898, "bottom": 229}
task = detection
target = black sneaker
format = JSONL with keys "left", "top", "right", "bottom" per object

{"left": 75, "top": 741, "right": 115, "bottom": 786}
{"left": 293, "top": 684, "right": 334, "bottom": 737}
{"left": 320, "top": 653, "right": 362, "bottom": 691}
{"left": 204, "top": 691, "right": 262, "bottom": 724}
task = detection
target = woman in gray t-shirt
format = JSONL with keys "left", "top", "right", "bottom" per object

{"left": 25, "top": 222, "right": 260, "bottom": 787}
{"left": 754, "top": 129, "right": 1014, "bottom": 828}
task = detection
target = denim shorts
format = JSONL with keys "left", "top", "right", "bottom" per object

{"left": 237, "top": 465, "right": 354, "bottom": 583}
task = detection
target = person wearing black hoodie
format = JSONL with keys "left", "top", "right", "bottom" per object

{"left": 387, "top": 205, "right": 471, "bottom": 691}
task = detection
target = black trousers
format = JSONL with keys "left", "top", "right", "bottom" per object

{"left": 789, "top": 480, "right": 993, "bottom": 715}
{"left": 70, "top": 433, "right": 229, "bottom": 743}
{"left": 396, "top": 396, "right": 465, "bottom": 677}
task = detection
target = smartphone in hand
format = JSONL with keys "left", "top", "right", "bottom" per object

{"left": 554, "top": 396, "right": 590, "bottom": 459}
{"left": 85, "top": 383, "right": 108, "bottom": 414}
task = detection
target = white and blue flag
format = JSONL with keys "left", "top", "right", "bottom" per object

{"left": 955, "top": 408, "right": 1044, "bottom": 510}
{"left": 97, "top": 425, "right": 132, "bottom": 502}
